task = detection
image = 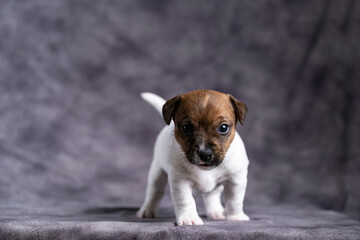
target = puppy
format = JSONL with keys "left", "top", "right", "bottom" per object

{"left": 136, "top": 90, "right": 250, "bottom": 226}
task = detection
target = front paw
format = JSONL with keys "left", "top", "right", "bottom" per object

{"left": 136, "top": 206, "right": 157, "bottom": 219}
{"left": 226, "top": 212, "right": 250, "bottom": 221}
{"left": 177, "top": 212, "right": 204, "bottom": 226}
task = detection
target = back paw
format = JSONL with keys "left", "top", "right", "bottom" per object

{"left": 207, "top": 208, "right": 225, "bottom": 220}
{"left": 136, "top": 206, "right": 157, "bottom": 219}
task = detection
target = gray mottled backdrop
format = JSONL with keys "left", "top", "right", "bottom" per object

{"left": 0, "top": 0, "right": 359, "bottom": 239}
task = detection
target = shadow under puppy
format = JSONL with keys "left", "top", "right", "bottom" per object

{"left": 137, "top": 89, "right": 250, "bottom": 226}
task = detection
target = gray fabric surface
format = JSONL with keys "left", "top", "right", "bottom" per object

{"left": 1, "top": 205, "right": 359, "bottom": 240}
{"left": 0, "top": 0, "right": 359, "bottom": 239}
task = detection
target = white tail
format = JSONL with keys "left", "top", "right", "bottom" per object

{"left": 140, "top": 92, "right": 166, "bottom": 116}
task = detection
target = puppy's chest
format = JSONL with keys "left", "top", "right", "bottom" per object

{"left": 189, "top": 171, "right": 224, "bottom": 193}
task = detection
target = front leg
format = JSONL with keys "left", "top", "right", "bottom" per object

{"left": 224, "top": 171, "right": 249, "bottom": 221}
{"left": 169, "top": 176, "right": 203, "bottom": 226}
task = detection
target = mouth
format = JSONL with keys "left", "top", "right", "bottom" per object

{"left": 187, "top": 156, "right": 221, "bottom": 170}
{"left": 198, "top": 159, "right": 214, "bottom": 167}
{"left": 198, "top": 163, "right": 216, "bottom": 170}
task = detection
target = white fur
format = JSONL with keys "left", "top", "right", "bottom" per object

{"left": 140, "top": 92, "right": 165, "bottom": 115}
{"left": 137, "top": 93, "right": 250, "bottom": 226}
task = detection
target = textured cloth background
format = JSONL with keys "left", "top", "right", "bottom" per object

{"left": 0, "top": 0, "right": 359, "bottom": 239}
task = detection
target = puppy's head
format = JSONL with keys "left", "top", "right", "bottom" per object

{"left": 162, "top": 90, "right": 247, "bottom": 170}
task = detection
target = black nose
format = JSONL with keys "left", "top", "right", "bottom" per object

{"left": 198, "top": 148, "right": 213, "bottom": 162}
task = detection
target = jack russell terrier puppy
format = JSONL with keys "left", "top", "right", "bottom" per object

{"left": 136, "top": 90, "right": 250, "bottom": 226}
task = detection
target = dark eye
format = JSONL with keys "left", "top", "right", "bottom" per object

{"left": 182, "top": 124, "right": 194, "bottom": 134}
{"left": 218, "top": 124, "right": 229, "bottom": 134}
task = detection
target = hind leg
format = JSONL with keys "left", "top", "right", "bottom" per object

{"left": 136, "top": 161, "right": 167, "bottom": 218}
{"left": 224, "top": 172, "right": 249, "bottom": 221}
{"left": 202, "top": 185, "right": 225, "bottom": 220}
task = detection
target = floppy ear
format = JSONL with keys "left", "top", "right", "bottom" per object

{"left": 229, "top": 95, "right": 247, "bottom": 125}
{"left": 162, "top": 95, "right": 181, "bottom": 125}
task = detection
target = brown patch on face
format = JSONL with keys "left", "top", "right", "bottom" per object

{"left": 162, "top": 90, "right": 247, "bottom": 169}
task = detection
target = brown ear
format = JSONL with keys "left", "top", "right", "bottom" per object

{"left": 229, "top": 95, "right": 247, "bottom": 125}
{"left": 162, "top": 95, "right": 181, "bottom": 125}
